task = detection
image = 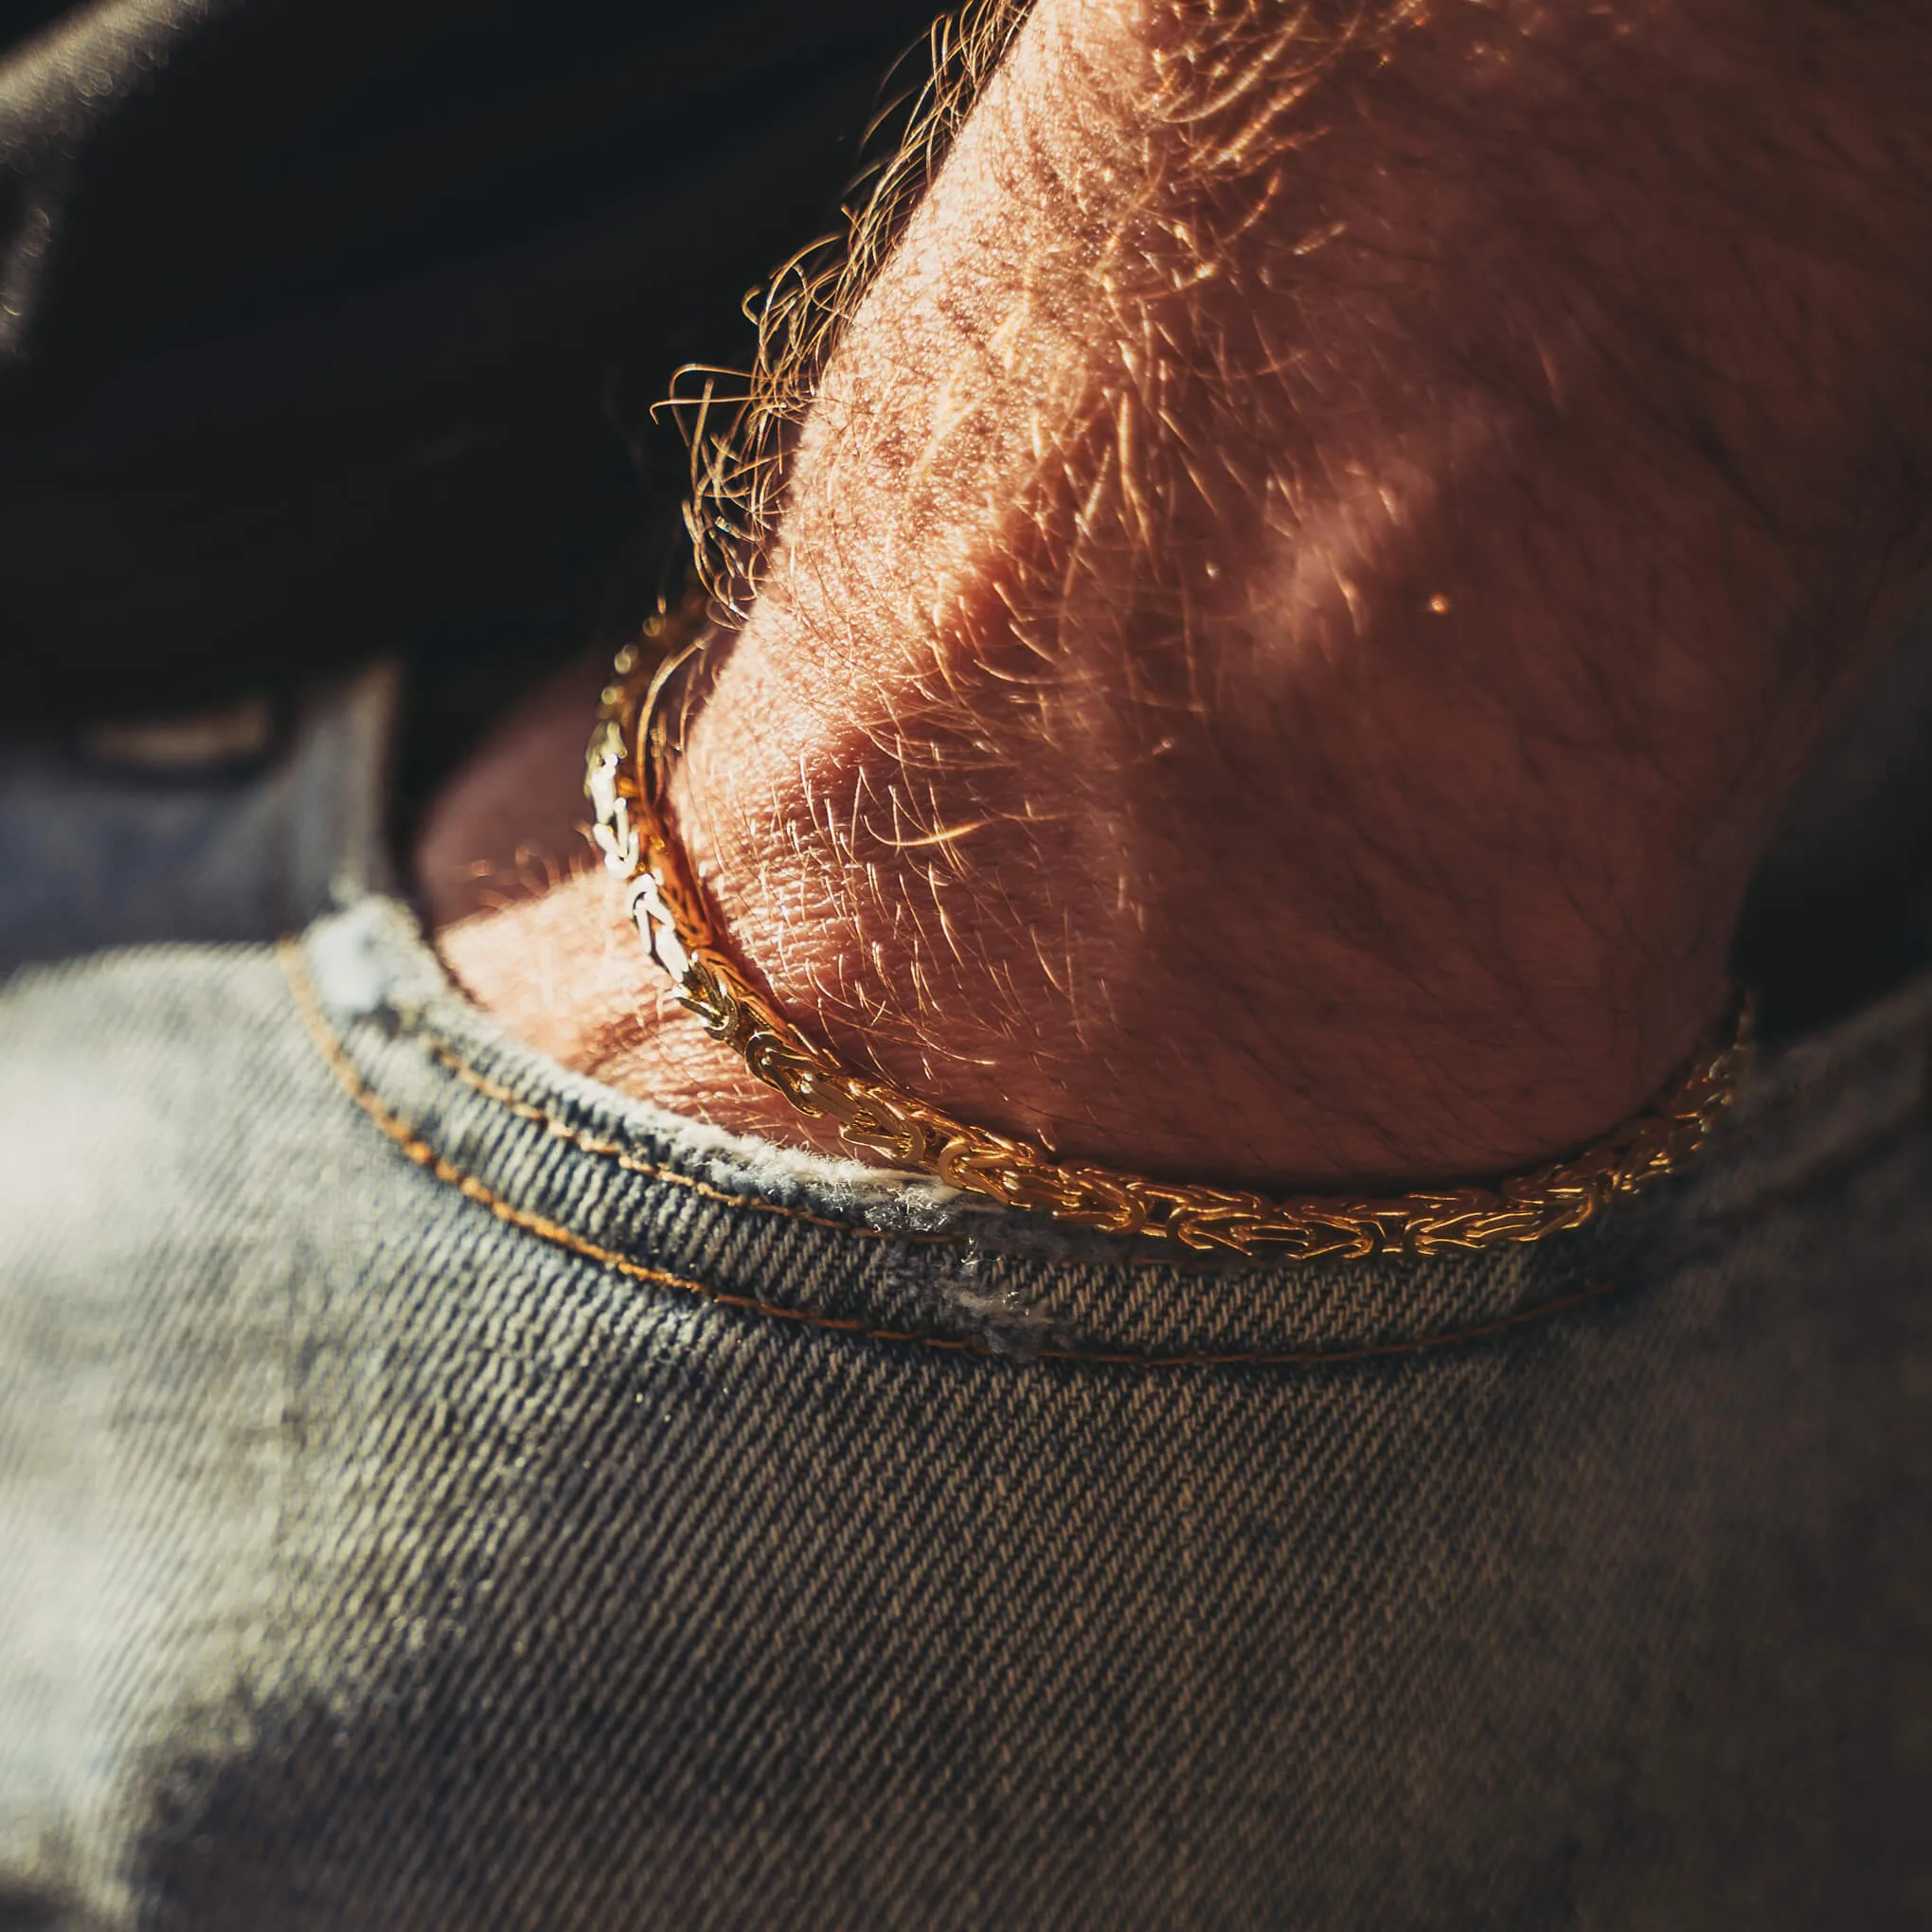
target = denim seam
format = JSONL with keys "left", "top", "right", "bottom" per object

{"left": 284, "top": 939, "right": 1651, "bottom": 1369}
{"left": 417, "top": 1034, "right": 963, "bottom": 1249}
{"left": 283, "top": 939, "right": 982, "bottom": 1355}
{"left": 337, "top": 942, "right": 1198, "bottom": 1265}
{"left": 320, "top": 942, "right": 1928, "bottom": 1272}
{"left": 415, "top": 1029, "right": 1212, "bottom": 1270}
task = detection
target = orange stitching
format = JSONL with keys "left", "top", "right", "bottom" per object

{"left": 279, "top": 939, "right": 1644, "bottom": 1369}
{"left": 280, "top": 941, "right": 975, "bottom": 1356}
{"left": 417, "top": 1029, "right": 1205, "bottom": 1267}
{"left": 303, "top": 930, "right": 1931, "bottom": 1267}
{"left": 341, "top": 948, "right": 1190, "bottom": 1263}
{"left": 415, "top": 1034, "right": 959, "bottom": 1247}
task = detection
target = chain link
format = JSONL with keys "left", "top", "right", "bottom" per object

{"left": 588, "top": 599, "right": 1752, "bottom": 1259}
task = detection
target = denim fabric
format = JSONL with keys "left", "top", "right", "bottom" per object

{"left": 4, "top": 671, "right": 1932, "bottom": 1930}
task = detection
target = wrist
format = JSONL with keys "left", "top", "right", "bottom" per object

{"left": 434, "top": 0, "right": 1932, "bottom": 1194}
{"left": 579, "top": 607, "right": 1752, "bottom": 1250}
{"left": 647, "top": 0, "right": 1932, "bottom": 1184}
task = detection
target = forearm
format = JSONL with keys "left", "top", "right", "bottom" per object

{"left": 444, "top": 0, "right": 1932, "bottom": 1186}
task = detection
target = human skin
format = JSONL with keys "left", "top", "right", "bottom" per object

{"left": 424, "top": 0, "right": 1932, "bottom": 1190}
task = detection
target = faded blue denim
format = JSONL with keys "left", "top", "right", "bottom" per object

{"left": 3, "top": 666, "right": 1931, "bottom": 1929}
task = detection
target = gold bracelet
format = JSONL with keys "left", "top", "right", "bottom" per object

{"left": 586, "top": 597, "right": 1752, "bottom": 1259}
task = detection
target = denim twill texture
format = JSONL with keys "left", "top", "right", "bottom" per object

{"left": 3, "top": 671, "right": 1931, "bottom": 1929}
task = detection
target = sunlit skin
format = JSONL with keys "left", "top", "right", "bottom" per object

{"left": 425, "top": 0, "right": 1932, "bottom": 1190}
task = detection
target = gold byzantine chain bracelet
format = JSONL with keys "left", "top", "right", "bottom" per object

{"left": 587, "top": 597, "right": 1753, "bottom": 1260}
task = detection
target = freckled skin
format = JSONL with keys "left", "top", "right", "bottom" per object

{"left": 427, "top": 0, "right": 1932, "bottom": 1190}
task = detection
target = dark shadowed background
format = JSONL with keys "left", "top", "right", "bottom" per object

{"left": 0, "top": 0, "right": 939, "bottom": 771}
{"left": 4, "top": 0, "right": 1932, "bottom": 1039}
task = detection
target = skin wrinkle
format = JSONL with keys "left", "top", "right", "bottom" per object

{"left": 426, "top": 0, "right": 1932, "bottom": 1190}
